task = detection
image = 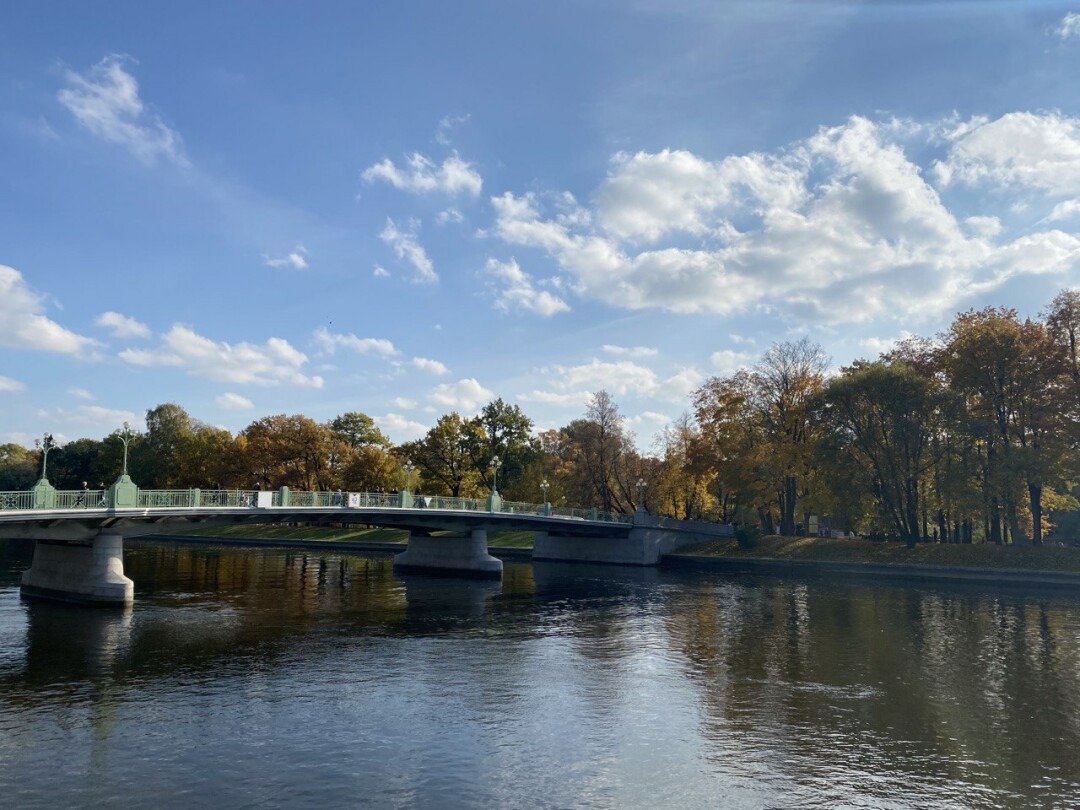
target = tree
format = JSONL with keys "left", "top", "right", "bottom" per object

{"left": 816, "top": 360, "right": 944, "bottom": 546}
{"left": 241, "top": 414, "right": 336, "bottom": 490}
{"left": 399, "top": 413, "right": 484, "bottom": 497}
{"left": 329, "top": 412, "right": 390, "bottom": 450}
{"left": 0, "top": 443, "right": 38, "bottom": 490}
{"left": 752, "top": 339, "right": 828, "bottom": 535}
{"left": 465, "top": 398, "right": 539, "bottom": 496}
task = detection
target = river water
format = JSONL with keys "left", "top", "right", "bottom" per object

{"left": 1, "top": 539, "right": 1080, "bottom": 809}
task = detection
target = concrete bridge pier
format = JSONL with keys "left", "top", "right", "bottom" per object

{"left": 393, "top": 530, "right": 503, "bottom": 578}
{"left": 20, "top": 533, "right": 134, "bottom": 606}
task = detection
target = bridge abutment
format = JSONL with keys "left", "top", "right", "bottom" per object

{"left": 393, "top": 530, "right": 503, "bottom": 578}
{"left": 20, "top": 533, "right": 134, "bottom": 606}
{"left": 533, "top": 513, "right": 734, "bottom": 566}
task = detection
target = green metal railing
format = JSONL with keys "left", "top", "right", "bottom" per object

{"left": 0, "top": 486, "right": 632, "bottom": 525}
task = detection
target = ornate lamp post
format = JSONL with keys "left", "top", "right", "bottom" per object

{"left": 34, "top": 433, "right": 57, "bottom": 482}
{"left": 636, "top": 477, "right": 647, "bottom": 513}
{"left": 540, "top": 478, "right": 550, "bottom": 516}
{"left": 117, "top": 422, "right": 134, "bottom": 477}
{"left": 402, "top": 461, "right": 416, "bottom": 508}
{"left": 487, "top": 455, "right": 502, "bottom": 512}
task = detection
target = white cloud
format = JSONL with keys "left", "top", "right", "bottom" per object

{"left": 46, "top": 405, "right": 140, "bottom": 428}
{"left": 429, "top": 378, "right": 494, "bottom": 412}
{"left": 373, "top": 265, "right": 390, "bottom": 278}
{"left": 0, "top": 376, "right": 25, "bottom": 393}
{"left": 729, "top": 333, "right": 756, "bottom": 345}
{"left": 964, "top": 216, "right": 1002, "bottom": 239}
{"left": 263, "top": 245, "right": 308, "bottom": 270}
{"left": 482, "top": 258, "right": 569, "bottom": 316}
{"left": 859, "top": 331, "right": 916, "bottom": 356}
{"left": 934, "top": 112, "right": 1080, "bottom": 195}
{"left": 313, "top": 327, "right": 399, "bottom": 357}
{"left": 362, "top": 152, "right": 482, "bottom": 196}
{"left": 57, "top": 54, "right": 187, "bottom": 166}
{"left": 96, "top": 310, "right": 150, "bottom": 338}
{"left": 412, "top": 357, "right": 449, "bottom": 375}
{"left": 119, "top": 325, "right": 323, "bottom": 388}
{"left": 1048, "top": 199, "right": 1080, "bottom": 222}
{"left": 436, "top": 208, "right": 464, "bottom": 225}
{"left": 0, "top": 265, "right": 98, "bottom": 354}
{"left": 491, "top": 115, "right": 1080, "bottom": 324}
{"left": 710, "top": 349, "right": 754, "bottom": 373}
{"left": 374, "top": 413, "right": 428, "bottom": 442}
{"left": 68, "top": 388, "right": 94, "bottom": 401}
{"left": 216, "top": 392, "right": 254, "bottom": 410}
{"left": 380, "top": 218, "right": 437, "bottom": 284}
{"left": 519, "top": 358, "right": 699, "bottom": 405}
{"left": 392, "top": 397, "right": 417, "bottom": 409}
{"left": 1057, "top": 12, "right": 1080, "bottom": 40}
{"left": 435, "top": 113, "right": 470, "bottom": 146}
{"left": 602, "top": 344, "right": 658, "bottom": 358}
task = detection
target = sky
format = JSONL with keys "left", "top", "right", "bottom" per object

{"left": 3, "top": 1, "right": 1080, "bottom": 452}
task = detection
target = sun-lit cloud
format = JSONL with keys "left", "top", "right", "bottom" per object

{"left": 602, "top": 344, "right": 658, "bottom": 358}
{"left": 362, "top": 152, "right": 482, "bottom": 196}
{"left": 263, "top": 245, "right": 308, "bottom": 270}
{"left": 374, "top": 413, "right": 428, "bottom": 442}
{"left": 119, "top": 325, "right": 323, "bottom": 387}
{"left": 1057, "top": 12, "right": 1080, "bottom": 40}
{"left": 0, "top": 375, "right": 25, "bottom": 393}
{"left": 412, "top": 357, "right": 449, "bottom": 375}
{"left": 710, "top": 349, "right": 754, "bottom": 373}
{"left": 68, "top": 388, "right": 94, "bottom": 401}
{"left": 429, "top": 378, "right": 494, "bottom": 412}
{"left": 57, "top": 54, "right": 187, "bottom": 166}
{"left": 96, "top": 310, "right": 151, "bottom": 338}
{"left": 313, "top": 327, "right": 399, "bottom": 357}
{"left": 481, "top": 257, "right": 569, "bottom": 316}
{"left": 491, "top": 115, "right": 1080, "bottom": 324}
{"left": 380, "top": 218, "right": 437, "bottom": 284}
{"left": 519, "top": 358, "right": 701, "bottom": 406}
{"left": 216, "top": 392, "right": 254, "bottom": 410}
{"left": 0, "top": 265, "right": 98, "bottom": 354}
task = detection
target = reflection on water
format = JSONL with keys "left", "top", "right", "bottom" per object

{"left": 1, "top": 538, "right": 1080, "bottom": 808}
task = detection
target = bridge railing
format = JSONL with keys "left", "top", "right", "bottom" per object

{"left": 0, "top": 485, "right": 633, "bottom": 524}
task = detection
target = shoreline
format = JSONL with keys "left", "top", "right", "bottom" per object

{"left": 134, "top": 533, "right": 1080, "bottom": 589}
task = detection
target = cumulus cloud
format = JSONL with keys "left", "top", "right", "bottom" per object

{"left": 119, "top": 325, "right": 323, "bottom": 388}
{"left": 602, "top": 344, "right": 658, "bottom": 357}
{"left": 490, "top": 115, "right": 1080, "bottom": 323}
{"left": 57, "top": 54, "right": 186, "bottom": 166}
{"left": 362, "top": 152, "right": 482, "bottom": 196}
{"left": 519, "top": 358, "right": 700, "bottom": 406}
{"left": 45, "top": 405, "right": 140, "bottom": 428}
{"left": 380, "top": 218, "right": 437, "bottom": 284}
{"left": 313, "top": 327, "right": 398, "bottom": 357}
{"left": 436, "top": 208, "right": 464, "bottom": 225}
{"left": 392, "top": 397, "right": 417, "bottom": 409}
{"left": 1057, "top": 12, "right": 1080, "bottom": 40}
{"left": 0, "top": 265, "right": 97, "bottom": 354}
{"left": 68, "top": 388, "right": 94, "bottom": 401}
{"left": 429, "top": 378, "right": 494, "bottom": 412}
{"left": 96, "top": 310, "right": 150, "bottom": 338}
{"left": 934, "top": 112, "right": 1080, "bottom": 195}
{"left": 0, "top": 375, "right": 25, "bottom": 392}
{"left": 216, "top": 392, "right": 254, "bottom": 410}
{"left": 412, "top": 357, "right": 449, "bottom": 375}
{"left": 373, "top": 265, "right": 390, "bottom": 278}
{"left": 374, "top": 413, "right": 428, "bottom": 442}
{"left": 482, "top": 258, "right": 569, "bottom": 316}
{"left": 710, "top": 349, "right": 754, "bottom": 373}
{"left": 1048, "top": 200, "right": 1080, "bottom": 222}
{"left": 263, "top": 245, "right": 308, "bottom": 270}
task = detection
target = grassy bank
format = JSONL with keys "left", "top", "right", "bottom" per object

{"left": 674, "top": 535, "right": 1080, "bottom": 573}
{"left": 174, "top": 523, "right": 537, "bottom": 549}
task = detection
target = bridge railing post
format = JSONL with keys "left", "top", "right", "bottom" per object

{"left": 191, "top": 487, "right": 201, "bottom": 508}
{"left": 279, "top": 486, "right": 290, "bottom": 507}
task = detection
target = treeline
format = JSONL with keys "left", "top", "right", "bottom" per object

{"left": 3, "top": 290, "right": 1080, "bottom": 545}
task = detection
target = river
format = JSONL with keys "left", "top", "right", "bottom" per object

{"left": 1, "top": 538, "right": 1079, "bottom": 809}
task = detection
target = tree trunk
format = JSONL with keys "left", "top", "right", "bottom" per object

{"left": 1028, "top": 481, "right": 1043, "bottom": 546}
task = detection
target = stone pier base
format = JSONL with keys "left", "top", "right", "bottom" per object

{"left": 20, "top": 533, "right": 134, "bottom": 605}
{"left": 393, "top": 530, "right": 503, "bottom": 578}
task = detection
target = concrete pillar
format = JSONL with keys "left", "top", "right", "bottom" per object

{"left": 20, "top": 533, "right": 134, "bottom": 606}
{"left": 393, "top": 529, "right": 503, "bottom": 578}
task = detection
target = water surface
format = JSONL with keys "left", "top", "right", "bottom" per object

{"left": 1, "top": 539, "right": 1079, "bottom": 808}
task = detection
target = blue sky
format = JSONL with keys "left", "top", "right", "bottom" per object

{"left": 3, "top": 1, "right": 1080, "bottom": 450}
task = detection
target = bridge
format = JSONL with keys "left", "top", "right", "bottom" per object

{"left": 0, "top": 476, "right": 731, "bottom": 606}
